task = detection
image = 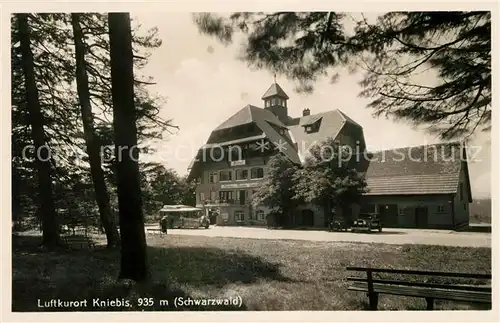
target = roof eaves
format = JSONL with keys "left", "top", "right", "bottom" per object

{"left": 337, "top": 109, "right": 362, "bottom": 127}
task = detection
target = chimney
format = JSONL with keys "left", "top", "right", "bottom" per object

{"left": 303, "top": 108, "right": 311, "bottom": 116}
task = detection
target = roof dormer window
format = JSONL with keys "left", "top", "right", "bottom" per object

{"left": 304, "top": 121, "right": 321, "bottom": 134}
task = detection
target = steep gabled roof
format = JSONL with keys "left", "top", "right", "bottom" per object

{"left": 253, "top": 119, "right": 301, "bottom": 165}
{"left": 287, "top": 109, "right": 350, "bottom": 162}
{"left": 352, "top": 142, "right": 469, "bottom": 196}
{"left": 365, "top": 174, "right": 460, "bottom": 195}
{"left": 261, "top": 83, "right": 289, "bottom": 100}
{"left": 214, "top": 105, "right": 253, "bottom": 131}
{"left": 215, "top": 105, "right": 285, "bottom": 131}
{"left": 337, "top": 109, "right": 362, "bottom": 127}
{"left": 246, "top": 105, "right": 300, "bottom": 164}
{"left": 189, "top": 105, "right": 301, "bottom": 173}
{"left": 299, "top": 115, "right": 323, "bottom": 126}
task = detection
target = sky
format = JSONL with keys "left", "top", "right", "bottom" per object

{"left": 133, "top": 12, "right": 491, "bottom": 199}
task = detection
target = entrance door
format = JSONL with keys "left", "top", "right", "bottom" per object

{"left": 238, "top": 190, "right": 246, "bottom": 205}
{"left": 379, "top": 204, "right": 398, "bottom": 227}
{"left": 301, "top": 209, "right": 314, "bottom": 227}
{"left": 415, "top": 206, "right": 428, "bottom": 228}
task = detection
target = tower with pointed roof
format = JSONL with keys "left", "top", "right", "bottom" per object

{"left": 262, "top": 81, "right": 289, "bottom": 124}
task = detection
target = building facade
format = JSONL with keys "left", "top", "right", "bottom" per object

{"left": 187, "top": 82, "right": 472, "bottom": 230}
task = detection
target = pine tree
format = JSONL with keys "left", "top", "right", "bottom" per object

{"left": 16, "top": 13, "right": 59, "bottom": 247}
{"left": 71, "top": 13, "right": 120, "bottom": 247}
{"left": 108, "top": 12, "right": 148, "bottom": 282}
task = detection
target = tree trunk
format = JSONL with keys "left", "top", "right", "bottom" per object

{"left": 17, "top": 14, "right": 59, "bottom": 248}
{"left": 108, "top": 12, "right": 148, "bottom": 281}
{"left": 71, "top": 13, "right": 120, "bottom": 248}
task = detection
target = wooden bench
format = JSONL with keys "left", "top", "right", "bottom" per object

{"left": 346, "top": 266, "right": 491, "bottom": 310}
{"left": 63, "top": 235, "right": 96, "bottom": 250}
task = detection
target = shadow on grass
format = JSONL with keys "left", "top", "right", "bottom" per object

{"left": 148, "top": 245, "right": 292, "bottom": 287}
{"left": 12, "top": 234, "right": 292, "bottom": 312}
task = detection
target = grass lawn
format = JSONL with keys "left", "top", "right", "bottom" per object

{"left": 12, "top": 232, "right": 491, "bottom": 311}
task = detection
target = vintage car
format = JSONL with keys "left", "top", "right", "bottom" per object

{"left": 159, "top": 205, "right": 210, "bottom": 230}
{"left": 351, "top": 212, "right": 382, "bottom": 233}
{"left": 328, "top": 216, "right": 349, "bottom": 232}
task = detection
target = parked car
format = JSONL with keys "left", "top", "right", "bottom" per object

{"left": 351, "top": 213, "right": 382, "bottom": 233}
{"left": 328, "top": 216, "right": 349, "bottom": 232}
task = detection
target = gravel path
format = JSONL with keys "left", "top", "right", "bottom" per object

{"left": 149, "top": 225, "right": 491, "bottom": 248}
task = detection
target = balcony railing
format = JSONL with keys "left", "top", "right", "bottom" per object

{"left": 203, "top": 199, "right": 250, "bottom": 206}
{"left": 203, "top": 199, "right": 233, "bottom": 205}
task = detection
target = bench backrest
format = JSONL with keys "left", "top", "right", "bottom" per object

{"left": 346, "top": 266, "right": 491, "bottom": 293}
{"left": 347, "top": 267, "right": 491, "bottom": 279}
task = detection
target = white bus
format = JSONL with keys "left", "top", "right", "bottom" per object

{"left": 159, "top": 205, "right": 210, "bottom": 230}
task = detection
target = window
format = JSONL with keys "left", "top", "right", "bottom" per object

{"left": 398, "top": 206, "right": 406, "bottom": 216}
{"left": 229, "top": 146, "right": 243, "bottom": 161}
{"left": 304, "top": 119, "right": 321, "bottom": 133}
{"left": 271, "top": 98, "right": 276, "bottom": 106}
{"left": 219, "top": 191, "right": 233, "bottom": 201}
{"left": 459, "top": 182, "right": 464, "bottom": 201}
{"left": 219, "top": 170, "right": 232, "bottom": 181}
{"left": 237, "top": 190, "right": 248, "bottom": 205}
{"left": 437, "top": 205, "right": 445, "bottom": 213}
{"left": 256, "top": 210, "right": 265, "bottom": 221}
{"left": 235, "top": 169, "right": 249, "bottom": 180}
{"left": 235, "top": 211, "right": 244, "bottom": 222}
{"left": 210, "top": 191, "right": 217, "bottom": 201}
{"left": 250, "top": 167, "right": 264, "bottom": 179}
{"left": 208, "top": 172, "right": 218, "bottom": 183}
{"left": 199, "top": 192, "right": 205, "bottom": 201}
{"left": 210, "top": 147, "right": 223, "bottom": 160}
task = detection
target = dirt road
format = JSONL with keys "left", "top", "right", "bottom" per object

{"left": 147, "top": 225, "right": 491, "bottom": 248}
